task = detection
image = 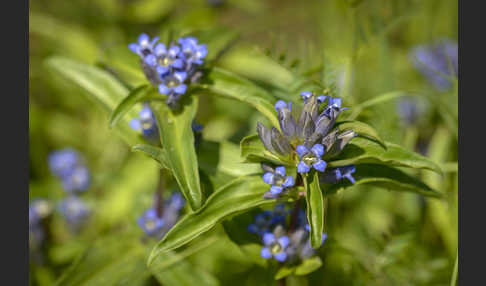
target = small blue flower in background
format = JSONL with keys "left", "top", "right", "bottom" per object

{"left": 260, "top": 232, "right": 290, "bottom": 262}
{"left": 138, "top": 193, "right": 185, "bottom": 237}
{"left": 396, "top": 97, "right": 424, "bottom": 126}
{"left": 274, "top": 100, "right": 292, "bottom": 112}
{"left": 48, "top": 149, "right": 79, "bottom": 177}
{"left": 49, "top": 148, "right": 91, "bottom": 193}
{"left": 29, "top": 199, "right": 51, "bottom": 229}
{"left": 192, "top": 121, "right": 204, "bottom": 148}
{"left": 263, "top": 166, "right": 295, "bottom": 197}
{"left": 129, "top": 33, "right": 160, "bottom": 59}
{"left": 61, "top": 165, "right": 90, "bottom": 193}
{"left": 248, "top": 210, "right": 273, "bottom": 236}
{"left": 138, "top": 208, "right": 165, "bottom": 236}
{"left": 130, "top": 104, "right": 158, "bottom": 138}
{"left": 410, "top": 39, "right": 458, "bottom": 90}
{"left": 296, "top": 144, "right": 327, "bottom": 173}
{"left": 158, "top": 71, "right": 188, "bottom": 108}
{"left": 58, "top": 196, "right": 90, "bottom": 228}
{"left": 270, "top": 204, "right": 289, "bottom": 225}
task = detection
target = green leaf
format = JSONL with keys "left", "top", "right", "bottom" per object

{"left": 198, "top": 67, "right": 280, "bottom": 127}
{"left": 347, "top": 91, "right": 409, "bottom": 120}
{"left": 304, "top": 171, "right": 324, "bottom": 249}
{"left": 148, "top": 176, "right": 274, "bottom": 265}
{"left": 198, "top": 140, "right": 261, "bottom": 177}
{"left": 131, "top": 144, "right": 170, "bottom": 170}
{"left": 109, "top": 84, "right": 154, "bottom": 128}
{"left": 274, "top": 266, "right": 297, "bottom": 280}
{"left": 335, "top": 120, "right": 386, "bottom": 149}
{"left": 240, "top": 134, "right": 294, "bottom": 166}
{"left": 323, "top": 164, "right": 441, "bottom": 198}
{"left": 154, "top": 96, "right": 203, "bottom": 211}
{"left": 294, "top": 256, "right": 323, "bottom": 276}
{"left": 46, "top": 56, "right": 142, "bottom": 146}
{"left": 328, "top": 137, "right": 442, "bottom": 174}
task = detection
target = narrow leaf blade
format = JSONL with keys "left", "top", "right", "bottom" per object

{"left": 109, "top": 84, "right": 152, "bottom": 128}
{"left": 131, "top": 144, "right": 170, "bottom": 170}
{"left": 304, "top": 171, "right": 324, "bottom": 249}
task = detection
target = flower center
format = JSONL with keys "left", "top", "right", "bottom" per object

{"left": 302, "top": 153, "right": 318, "bottom": 165}
{"left": 159, "top": 56, "right": 172, "bottom": 67}
{"left": 273, "top": 175, "right": 285, "bottom": 186}
{"left": 270, "top": 242, "right": 282, "bottom": 254}
{"left": 145, "top": 220, "right": 156, "bottom": 231}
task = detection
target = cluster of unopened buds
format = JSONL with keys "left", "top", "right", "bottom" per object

{"left": 257, "top": 92, "right": 357, "bottom": 199}
{"left": 129, "top": 33, "right": 208, "bottom": 108}
{"left": 248, "top": 204, "right": 327, "bottom": 263}
{"left": 137, "top": 193, "right": 185, "bottom": 238}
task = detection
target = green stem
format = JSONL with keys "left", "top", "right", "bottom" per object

{"left": 154, "top": 169, "right": 167, "bottom": 218}
{"left": 450, "top": 250, "right": 458, "bottom": 286}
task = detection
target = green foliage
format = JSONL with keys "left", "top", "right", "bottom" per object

{"left": 304, "top": 171, "right": 325, "bottom": 248}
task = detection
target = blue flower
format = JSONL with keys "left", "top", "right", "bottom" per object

{"left": 48, "top": 149, "right": 79, "bottom": 177}
{"left": 248, "top": 210, "right": 273, "bottom": 236}
{"left": 410, "top": 39, "right": 458, "bottom": 90}
{"left": 300, "top": 91, "right": 326, "bottom": 103}
{"left": 29, "top": 199, "right": 51, "bottom": 227}
{"left": 296, "top": 144, "right": 327, "bottom": 173}
{"left": 145, "top": 43, "right": 184, "bottom": 72}
{"left": 274, "top": 100, "right": 292, "bottom": 112}
{"left": 321, "top": 165, "right": 357, "bottom": 184}
{"left": 262, "top": 166, "right": 295, "bottom": 197}
{"left": 178, "top": 37, "right": 208, "bottom": 66}
{"left": 130, "top": 104, "right": 158, "bottom": 138}
{"left": 129, "top": 33, "right": 159, "bottom": 59}
{"left": 58, "top": 196, "right": 90, "bottom": 227}
{"left": 138, "top": 193, "right": 185, "bottom": 237}
{"left": 270, "top": 204, "right": 289, "bottom": 225}
{"left": 138, "top": 208, "right": 165, "bottom": 236}
{"left": 260, "top": 233, "right": 290, "bottom": 262}
{"left": 61, "top": 165, "right": 90, "bottom": 192}
{"left": 396, "top": 97, "right": 422, "bottom": 126}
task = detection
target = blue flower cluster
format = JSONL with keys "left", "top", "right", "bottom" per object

{"left": 48, "top": 148, "right": 91, "bottom": 229}
{"left": 138, "top": 193, "right": 185, "bottom": 238}
{"left": 410, "top": 39, "right": 458, "bottom": 90}
{"left": 257, "top": 92, "right": 358, "bottom": 197}
{"left": 249, "top": 204, "right": 327, "bottom": 263}
{"left": 48, "top": 148, "right": 90, "bottom": 193}
{"left": 320, "top": 165, "right": 357, "bottom": 184}
{"left": 129, "top": 34, "right": 208, "bottom": 108}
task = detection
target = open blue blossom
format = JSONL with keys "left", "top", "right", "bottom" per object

{"left": 263, "top": 166, "right": 295, "bottom": 197}
{"left": 61, "top": 165, "right": 90, "bottom": 192}
{"left": 178, "top": 37, "right": 208, "bottom": 67}
{"left": 129, "top": 33, "right": 160, "bottom": 59}
{"left": 158, "top": 71, "right": 188, "bottom": 107}
{"left": 145, "top": 43, "right": 184, "bottom": 73}
{"left": 296, "top": 144, "right": 327, "bottom": 173}
{"left": 410, "top": 39, "right": 458, "bottom": 90}
{"left": 58, "top": 196, "right": 90, "bottom": 227}
{"left": 260, "top": 233, "right": 290, "bottom": 262}
{"left": 138, "top": 193, "right": 185, "bottom": 237}
{"left": 48, "top": 149, "right": 79, "bottom": 177}
{"left": 130, "top": 104, "right": 158, "bottom": 138}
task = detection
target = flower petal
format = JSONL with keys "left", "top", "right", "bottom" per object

{"left": 263, "top": 232, "right": 275, "bottom": 245}
{"left": 274, "top": 100, "right": 287, "bottom": 112}
{"left": 129, "top": 119, "right": 141, "bottom": 131}
{"left": 174, "top": 84, "right": 187, "bottom": 95}
{"left": 278, "top": 236, "right": 290, "bottom": 248}
{"left": 154, "top": 43, "right": 167, "bottom": 56}
{"left": 262, "top": 172, "right": 274, "bottom": 184}
{"left": 313, "top": 160, "right": 327, "bottom": 172}
{"left": 260, "top": 247, "right": 272, "bottom": 259}
{"left": 296, "top": 145, "right": 309, "bottom": 157}
{"left": 270, "top": 186, "right": 283, "bottom": 195}
{"left": 282, "top": 176, "right": 294, "bottom": 188}
{"left": 274, "top": 252, "right": 287, "bottom": 262}
{"left": 311, "top": 144, "right": 325, "bottom": 157}
{"left": 297, "top": 161, "right": 311, "bottom": 173}
{"left": 158, "top": 84, "right": 170, "bottom": 95}
{"left": 275, "top": 166, "right": 286, "bottom": 176}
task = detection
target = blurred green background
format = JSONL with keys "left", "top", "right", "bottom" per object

{"left": 29, "top": 0, "right": 457, "bottom": 285}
